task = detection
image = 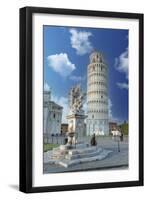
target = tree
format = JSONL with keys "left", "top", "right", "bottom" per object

{"left": 119, "top": 122, "right": 128, "bottom": 135}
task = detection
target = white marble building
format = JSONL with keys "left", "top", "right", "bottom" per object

{"left": 86, "top": 51, "right": 109, "bottom": 136}
{"left": 43, "top": 89, "right": 63, "bottom": 139}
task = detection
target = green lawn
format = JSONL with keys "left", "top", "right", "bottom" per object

{"left": 43, "top": 143, "right": 59, "bottom": 152}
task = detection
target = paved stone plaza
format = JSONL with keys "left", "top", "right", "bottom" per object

{"left": 43, "top": 136, "right": 128, "bottom": 173}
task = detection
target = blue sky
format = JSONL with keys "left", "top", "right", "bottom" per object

{"left": 43, "top": 26, "right": 128, "bottom": 123}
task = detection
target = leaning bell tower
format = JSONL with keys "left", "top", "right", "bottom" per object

{"left": 87, "top": 51, "right": 109, "bottom": 136}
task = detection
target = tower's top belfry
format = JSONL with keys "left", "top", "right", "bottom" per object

{"left": 89, "top": 51, "right": 106, "bottom": 64}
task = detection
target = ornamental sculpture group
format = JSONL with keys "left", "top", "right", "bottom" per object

{"left": 66, "top": 85, "right": 86, "bottom": 148}
{"left": 69, "top": 85, "right": 85, "bottom": 115}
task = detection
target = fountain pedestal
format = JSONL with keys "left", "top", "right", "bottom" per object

{"left": 44, "top": 142, "right": 112, "bottom": 168}
{"left": 67, "top": 114, "right": 87, "bottom": 141}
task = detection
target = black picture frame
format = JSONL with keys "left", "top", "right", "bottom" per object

{"left": 19, "top": 6, "right": 144, "bottom": 193}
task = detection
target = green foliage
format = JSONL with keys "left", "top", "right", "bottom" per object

{"left": 43, "top": 143, "right": 59, "bottom": 152}
{"left": 119, "top": 122, "right": 128, "bottom": 135}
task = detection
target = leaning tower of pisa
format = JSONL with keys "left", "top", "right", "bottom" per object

{"left": 86, "top": 51, "right": 109, "bottom": 136}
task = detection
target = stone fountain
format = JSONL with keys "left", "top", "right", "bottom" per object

{"left": 44, "top": 85, "right": 112, "bottom": 168}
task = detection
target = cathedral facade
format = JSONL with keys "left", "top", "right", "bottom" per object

{"left": 43, "top": 89, "right": 63, "bottom": 141}
{"left": 86, "top": 51, "right": 109, "bottom": 136}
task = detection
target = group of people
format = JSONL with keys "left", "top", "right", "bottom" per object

{"left": 111, "top": 127, "right": 124, "bottom": 141}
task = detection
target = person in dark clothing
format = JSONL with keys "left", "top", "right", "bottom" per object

{"left": 120, "top": 132, "right": 124, "bottom": 142}
{"left": 64, "top": 137, "right": 68, "bottom": 145}
{"left": 90, "top": 133, "right": 97, "bottom": 146}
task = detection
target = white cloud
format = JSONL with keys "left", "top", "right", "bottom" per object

{"left": 108, "top": 98, "right": 113, "bottom": 119}
{"left": 69, "top": 28, "right": 93, "bottom": 55}
{"left": 47, "top": 53, "right": 76, "bottom": 77}
{"left": 115, "top": 48, "right": 128, "bottom": 79}
{"left": 44, "top": 82, "right": 50, "bottom": 91}
{"left": 52, "top": 95, "right": 68, "bottom": 123}
{"left": 69, "top": 75, "right": 84, "bottom": 82}
{"left": 117, "top": 82, "right": 128, "bottom": 90}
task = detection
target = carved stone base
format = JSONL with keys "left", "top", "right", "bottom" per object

{"left": 44, "top": 142, "right": 112, "bottom": 168}
{"left": 67, "top": 114, "right": 87, "bottom": 139}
